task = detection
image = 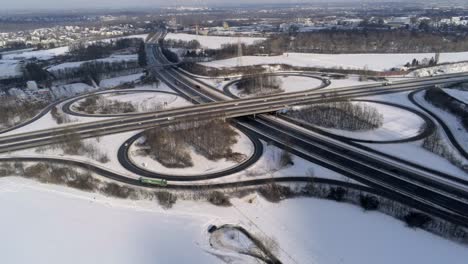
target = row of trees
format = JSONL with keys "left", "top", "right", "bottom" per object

{"left": 404, "top": 54, "right": 440, "bottom": 68}
{"left": 163, "top": 39, "right": 201, "bottom": 50}
{"left": 288, "top": 101, "right": 384, "bottom": 131}
{"left": 50, "top": 60, "right": 140, "bottom": 83}
{"left": 69, "top": 38, "right": 144, "bottom": 61}
{"left": 260, "top": 29, "right": 468, "bottom": 54}
{"left": 141, "top": 120, "right": 243, "bottom": 168}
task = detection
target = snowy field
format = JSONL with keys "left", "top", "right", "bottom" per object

{"left": 99, "top": 73, "right": 144, "bottom": 88}
{"left": 202, "top": 51, "right": 468, "bottom": 71}
{"left": 316, "top": 101, "right": 425, "bottom": 142}
{"left": 0, "top": 60, "right": 21, "bottom": 79}
{"left": 2, "top": 46, "right": 69, "bottom": 60}
{"left": 47, "top": 54, "right": 137, "bottom": 72}
{"left": 50, "top": 82, "right": 98, "bottom": 99}
{"left": 165, "top": 33, "right": 265, "bottom": 50}
{"left": 229, "top": 75, "right": 323, "bottom": 98}
{"left": 2, "top": 177, "right": 468, "bottom": 264}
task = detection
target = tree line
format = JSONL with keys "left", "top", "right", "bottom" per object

{"left": 68, "top": 38, "right": 144, "bottom": 61}
{"left": 50, "top": 60, "right": 140, "bottom": 83}
{"left": 261, "top": 29, "right": 468, "bottom": 54}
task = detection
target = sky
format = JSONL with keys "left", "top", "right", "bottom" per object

{"left": 0, "top": 0, "right": 404, "bottom": 10}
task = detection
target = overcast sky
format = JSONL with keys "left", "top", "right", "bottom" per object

{"left": 1, "top": 0, "right": 400, "bottom": 10}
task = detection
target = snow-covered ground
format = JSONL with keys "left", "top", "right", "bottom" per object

{"left": 316, "top": 101, "right": 425, "bottom": 142}
{"left": 2, "top": 46, "right": 69, "bottom": 60}
{"left": 229, "top": 75, "right": 323, "bottom": 98}
{"left": 129, "top": 130, "right": 255, "bottom": 176}
{"left": 0, "top": 59, "right": 21, "bottom": 79}
{"left": 2, "top": 177, "right": 468, "bottom": 264}
{"left": 443, "top": 88, "right": 468, "bottom": 104}
{"left": 410, "top": 62, "right": 468, "bottom": 77}
{"left": 165, "top": 33, "right": 265, "bottom": 50}
{"left": 47, "top": 54, "right": 137, "bottom": 72}
{"left": 362, "top": 92, "right": 468, "bottom": 178}
{"left": 413, "top": 91, "right": 468, "bottom": 154}
{"left": 99, "top": 73, "right": 144, "bottom": 88}
{"left": 202, "top": 51, "right": 468, "bottom": 71}
{"left": 50, "top": 82, "right": 98, "bottom": 99}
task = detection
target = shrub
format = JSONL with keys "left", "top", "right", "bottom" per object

{"left": 0, "top": 163, "right": 15, "bottom": 177}
{"left": 279, "top": 150, "right": 294, "bottom": 168}
{"left": 404, "top": 212, "right": 432, "bottom": 228}
{"left": 101, "top": 182, "right": 135, "bottom": 199}
{"left": 207, "top": 191, "right": 232, "bottom": 207}
{"left": 327, "top": 187, "right": 347, "bottom": 201}
{"left": 66, "top": 172, "right": 97, "bottom": 191}
{"left": 23, "top": 163, "right": 49, "bottom": 179}
{"left": 156, "top": 191, "right": 177, "bottom": 209}
{"left": 258, "top": 183, "right": 292, "bottom": 203}
{"left": 359, "top": 194, "right": 380, "bottom": 211}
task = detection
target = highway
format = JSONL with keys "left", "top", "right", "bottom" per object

{"left": 0, "top": 67, "right": 466, "bottom": 153}
{"left": 144, "top": 28, "right": 468, "bottom": 226}
{"left": 0, "top": 28, "right": 467, "bottom": 227}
